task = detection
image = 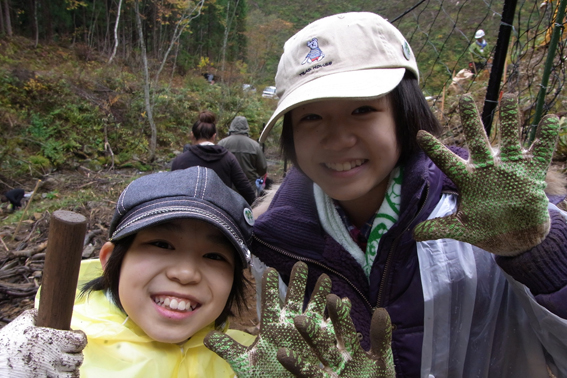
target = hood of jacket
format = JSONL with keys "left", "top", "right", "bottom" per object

{"left": 228, "top": 116, "right": 249, "bottom": 135}
{"left": 187, "top": 144, "right": 228, "bottom": 162}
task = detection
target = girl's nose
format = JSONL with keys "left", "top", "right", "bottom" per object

{"left": 166, "top": 261, "right": 202, "bottom": 285}
{"left": 320, "top": 122, "right": 356, "bottom": 151}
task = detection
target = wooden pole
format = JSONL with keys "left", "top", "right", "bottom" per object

{"left": 36, "top": 210, "right": 87, "bottom": 330}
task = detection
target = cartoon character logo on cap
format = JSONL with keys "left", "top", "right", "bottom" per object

{"left": 301, "top": 38, "right": 325, "bottom": 65}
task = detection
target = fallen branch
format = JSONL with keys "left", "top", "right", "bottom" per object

{"left": 9, "top": 240, "right": 48, "bottom": 258}
{"left": 84, "top": 229, "right": 102, "bottom": 246}
{"left": 0, "top": 236, "right": 8, "bottom": 252}
{"left": 0, "top": 266, "right": 30, "bottom": 280}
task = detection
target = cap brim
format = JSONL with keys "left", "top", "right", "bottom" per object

{"left": 259, "top": 68, "right": 406, "bottom": 143}
{"left": 111, "top": 200, "right": 250, "bottom": 267}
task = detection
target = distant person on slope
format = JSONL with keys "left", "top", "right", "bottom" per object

{"left": 171, "top": 111, "right": 256, "bottom": 205}
{"left": 469, "top": 29, "right": 490, "bottom": 73}
{"left": 218, "top": 116, "right": 267, "bottom": 192}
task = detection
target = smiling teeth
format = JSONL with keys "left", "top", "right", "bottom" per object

{"left": 154, "top": 296, "right": 195, "bottom": 312}
{"left": 325, "top": 159, "right": 365, "bottom": 172}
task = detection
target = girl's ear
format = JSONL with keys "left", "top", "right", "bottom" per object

{"left": 99, "top": 242, "right": 115, "bottom": 269}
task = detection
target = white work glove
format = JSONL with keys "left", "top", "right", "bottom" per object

{"left": 0, "top": 309, "right": 87, "bottom": 378}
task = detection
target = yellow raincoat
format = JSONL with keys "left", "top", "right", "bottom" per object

{"left": 39, "top": 259, "right": 255, "bottom": 378}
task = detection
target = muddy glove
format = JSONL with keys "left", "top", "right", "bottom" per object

{"left": 204, "top": 261, "right": 332, "bottom": 377}
{"left": 414, "top": 93, "right": 560, "bottom": 256}
{"left": 277, "top": 295, "right": 395, "bottom": 378}
{"left": 0, "top": 309, "right": 87, "bottom": 378}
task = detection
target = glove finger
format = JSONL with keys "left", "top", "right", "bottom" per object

{"left": 413, "top": 215, "right": 466, "bottom": 243}
{"left": 285, "top": 261, "right": 309, "bottom": 314}
{"left": 260, "top": 267, "right": 283, "bottom": 324}
{"left": 498, "top": 94, "right": 523, "bottom": 161}
{"left": 57, "top": 352, "right": 84, "bottom": 372}
{"left": 369, "top": 308, "right": 395, "bottom": 377}
{"left": 459, "top": 94, "right": 494, "bottom": 165}
{"left": 529, "top": 114, "right": 560, "bottom": 172}
{"left": 58, "top": 329, "right": 88, "bottom": 353}
{"left": 277, "top": 348, "right": 328, "bottom": 378}
{"left": 304, "top": 273, "right": 332, "bottom": 318}
{"left": 203, "top": 330, "right": 249, "bottom": 363}
{"left": 294, "top": 315, "right": 341, "bottom": 368}
{"left": 417, "top": 130, "right": 468, "bottom": 184}
{"left": 327, "top": 295, "right": 361, "bottom": 356}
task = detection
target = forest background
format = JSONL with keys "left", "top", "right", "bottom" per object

{"left": 2, "top": 0, "right": 567, "bottom": 325}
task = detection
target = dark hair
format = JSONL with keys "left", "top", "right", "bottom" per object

{"left": 192, "top": 111, "right": 217, "bottom": 141}
{"left": 280, "top": 71, "right": 442, "bottom": 168}
{"left": 81, "top": 231, "right": 249, "bottom": 328}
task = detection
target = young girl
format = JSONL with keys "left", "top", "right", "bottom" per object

{"left": 0, "top": 166, "right": 256, "bottom": 377}
{"left": 251, "top": 12, "right": 567, "bottom": 377}
{"left": 171, "top": 110, "right": 256, "bottom": 205}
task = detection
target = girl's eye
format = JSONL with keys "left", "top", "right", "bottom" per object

{"left": 352, "top": 106, "right": 376, "bottom": 114}
{"left": 203, "top": 252, "right": 228, "bottom": 262}
{"left": 299, "top": 113, "right": 321, "bottom": 122}
{"left": 150, "top": 240, "right": 174, "bottom": 250}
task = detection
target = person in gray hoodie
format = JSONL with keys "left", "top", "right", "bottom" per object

{"left": 218, "top": 116, "right": 267, "bottom": 191}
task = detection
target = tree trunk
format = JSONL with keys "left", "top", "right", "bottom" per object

{"left": 108, "top": 0, "right": 123, "bottom": 63}
{"left": 0, "top": 0, "right": 5, "bottom": 35}
{"left": 41, "top": 0, "right": 52, "bottom": 41}
{"left": 33, "top": 0, "right": 38, "bottom": 47}
{"left": 134, "top": 0, "right": 157, "bottom": 162}
{"left": 3, "top": 0, "right": 12, "bottom": 37}
{"left": 221, "top": 0, "right": 240, "bottom": 80}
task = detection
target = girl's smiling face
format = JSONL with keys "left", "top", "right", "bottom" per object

{"left": 291, "top": 96, "right": 400, "bottom": 224}
{"left": 100, "top": 219, "right": 235, "bottom": 344}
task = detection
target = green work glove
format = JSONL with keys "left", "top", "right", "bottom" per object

{"left": 277, "top": 295, "right": 395, "bottom": 378}
{"left": 204, "top": 261, "right": 333, "bottom": 377}
{"left": 414, "top": 93, "right": 560, "bottom": 256}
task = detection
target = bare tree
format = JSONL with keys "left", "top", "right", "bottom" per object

{"left": 0, "top": 1, "right": 4, "bottom": 35}
{"left": 153, "top": 0, "right": 205, "bottom": 83}
{"left": 220, "top": 0, "right": 240, "bottom": 79}
{"left": 134, "top": 0, "right": 157, "bottom": 161}
{"left": 3, "top": 0, "right": 12, "bottom": 37}
{"left": 108, "top": 0, "right": 123, "bottom": 63}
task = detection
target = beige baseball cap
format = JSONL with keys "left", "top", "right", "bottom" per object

{"left": 259, "top": 12, "right": 419, "bottom": 143}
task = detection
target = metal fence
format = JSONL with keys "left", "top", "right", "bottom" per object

{"left": 388, "top": 0, "right": 567, "bottom": 139}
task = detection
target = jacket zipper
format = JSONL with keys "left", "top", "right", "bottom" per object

{"left": 376, "top": 182, "right": 431, "bottom": 308}
{"left": 253, "top": 235, "right": 375, "bottom": 311}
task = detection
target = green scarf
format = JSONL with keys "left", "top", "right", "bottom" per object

{"left": 363, "top": 166, "right": 403, "bottom": 277}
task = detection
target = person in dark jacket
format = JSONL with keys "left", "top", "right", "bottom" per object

{"left": 171, "top": 111, "right": 256, "bottom": 205}
{"left": 250, "top": 12, "right": 567, "bottom": 377}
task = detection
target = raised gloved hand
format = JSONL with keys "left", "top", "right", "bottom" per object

{"left": 0, "top": 309, "right": 87, "bottom": 378}
{"left": 204, "top": 261, "right": 333, "bottom": 377}
{"left": 277, "top": 295, "right": 395, "bottom": 378}
{"left": 414, "top": 93, "right": 560, "bottom": 256}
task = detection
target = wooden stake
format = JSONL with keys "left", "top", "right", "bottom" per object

{"left": 36, "top": 210, "right": 86, "bottom": 330}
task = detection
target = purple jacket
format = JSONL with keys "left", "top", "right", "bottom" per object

{"left": 252, "top": 150, "right": 567, "bottom": 377}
